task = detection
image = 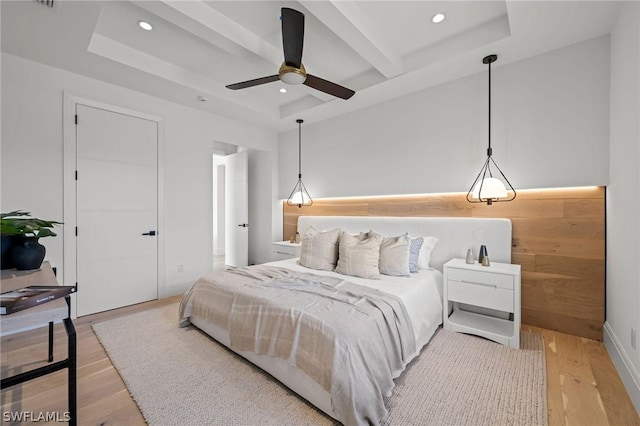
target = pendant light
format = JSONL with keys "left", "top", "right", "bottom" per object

{"left": 466, "top": 54, "right": 516, "bottom": 205}
{"left": 287, "top": 119, "right": 313, "bottom": 208}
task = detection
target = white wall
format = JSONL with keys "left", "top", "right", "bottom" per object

{"left": 278, "top": 36, "right": 610, "bottom": 199}
{"left": 605, "top": 1, "right": 640, "bottom": 412}
{"left": 1, "top": 53, "right": 277, "bottom": 297}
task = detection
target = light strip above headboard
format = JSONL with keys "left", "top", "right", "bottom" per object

{"left": 297, "top": 216, "right": 512, "bottom": 271}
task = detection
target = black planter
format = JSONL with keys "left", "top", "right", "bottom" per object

{"left": 1, "top": 235, "right": 15, "bottom": 269}
{"left": 11, "top": 236, "right": 46, "bottom": 271}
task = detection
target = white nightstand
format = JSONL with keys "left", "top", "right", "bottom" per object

{"left": 271, "top": 241, "right": 301, "bottom": 261}
{"left": 443, "top": 258, "right": 521, "bottom": 349}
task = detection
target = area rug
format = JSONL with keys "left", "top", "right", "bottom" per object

{"left": 93, "top": 304, "right": 547, "bottom": 426}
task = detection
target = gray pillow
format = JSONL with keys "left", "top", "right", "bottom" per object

{"left": 298, "top": 226, "right": 341, "bottom": 271}
{"left": 379, "top": 234, "right": 411, "bottom": 277}
{"left": 335, "top": 231, "right": 382, "bottom": 279}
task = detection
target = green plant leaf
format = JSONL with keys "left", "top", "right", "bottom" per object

{"left": 0, "top": 212, "right": 62, "bottom": 237}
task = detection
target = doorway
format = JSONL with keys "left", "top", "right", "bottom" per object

{"left": 75, "top": 104, "right": 159, "bottom": 316}
{"left": 212, "top": 147, "right": 249, "bottom": 269}
{"left": 63, "top": 95, "right": 164, "bottom": 318}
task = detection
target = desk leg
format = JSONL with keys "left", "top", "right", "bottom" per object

{"left": 63, "top": 318, "right": 77, "bottom": 426}
{"left": 48, "top": 322, "right": 54, "bottom": 362}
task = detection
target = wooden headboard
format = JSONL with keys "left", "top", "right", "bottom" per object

{"left": 284, "top": 187, "right": 605, "bottom": 341}
{"left": 297, "top": 215, "right": 511, "bottom": 271}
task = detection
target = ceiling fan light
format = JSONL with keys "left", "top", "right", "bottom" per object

{"left": 472, "top": 177, "right": 508, "bottom": 200}
{"left": 279, "top": 63, "right": 307, "bottom": 85}
{"left": 281, "top": 71, "right": 306, "bottom": 85}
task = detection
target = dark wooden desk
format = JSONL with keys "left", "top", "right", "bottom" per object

{"left": 1, "top": 262, "right": 77, "bottom": 426}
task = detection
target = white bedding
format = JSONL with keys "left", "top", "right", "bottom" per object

{"left": 268, "top": 258, "right": 444, "bottom": 354}
{"left": 184, "top": 216, "right": 511, "bottom": 424}
{"left": 183, "top": 260, "right": 444, "bottom": 424}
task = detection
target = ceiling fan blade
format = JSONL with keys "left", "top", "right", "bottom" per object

{"left": 226, "top": 75, "right": 279, "bottom": 90}
{"left": 304, "top": 74, "right": 355, "bottom": 100}
{"left": 281, "top": 7, "right": 304, "bottom": 68}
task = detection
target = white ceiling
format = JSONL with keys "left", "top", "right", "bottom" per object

{"left": 1, "top": 0, "right": 622, "bottom": 132}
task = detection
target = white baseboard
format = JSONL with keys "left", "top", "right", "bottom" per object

{"left": 604, "top": 321, "right": 640, "bottom": 415}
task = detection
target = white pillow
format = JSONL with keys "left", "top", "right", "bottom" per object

{"left": 409, "top": 237, "right": 424, "bottom": 273}
{"left": 416, "top": 236, "right": 438, "bottom": 269}
{"left": 379, "top": 234, "right": 411, "bottom": 277}
{"left": 335, "top": 231, "right": 382, "bottom": 279}
{"left": 298, "top": 226, "right": 341, "bottom": 271}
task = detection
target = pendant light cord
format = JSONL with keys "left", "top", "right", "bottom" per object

{"left": 298, "top": 121, "right": 302, "bottom": 179}
{"left": 487, "top": 59, "right": 492, "bottom": 157}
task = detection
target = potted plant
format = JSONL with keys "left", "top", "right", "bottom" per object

{"left": 1, "top": 211, "right": 62, "bottom": 270}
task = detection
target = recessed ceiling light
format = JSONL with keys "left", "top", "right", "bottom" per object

{"left": 138, "top": 20, "right": 153, "bottom": 31}
{"left": 432, "top": 13, "right": 445, "bottom": 24}
{"left": 279, "top": 88, "right": 287, "bottom": 93}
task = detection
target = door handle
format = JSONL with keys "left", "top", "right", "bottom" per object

{"left": 142, "top": 230, "right": 157, "bottom": 236}
{"left": 237, "top": 223, "right": 249, "bottom": 228}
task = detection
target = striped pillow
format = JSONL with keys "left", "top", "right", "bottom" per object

{"left": 379, "top": 234, "right": 411, "bottom": 277}
{"left": 335, "top": 230, "right": 383, "bottom": 279}
{"left": 298, "top": 226, "right": 341, "bottom": 271}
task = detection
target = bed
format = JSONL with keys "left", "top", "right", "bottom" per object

{"left": 179, "top": 216, "right": 512, "bottom": 426}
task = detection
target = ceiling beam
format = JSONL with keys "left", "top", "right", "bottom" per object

{"left": 160, "top": 0, "right": 282, "bottom": 67}
{"left": 300, "top": 0, "right": 402, "bottom": 78}
{"left": 87, "top": 32, "right": 278, "bottom": 120}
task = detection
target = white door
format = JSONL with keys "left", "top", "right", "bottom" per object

{"left": 225, "top": 151, "right": 248, "bottom": 267}
{"left": 75, "top": 104, "right": 158, "bottom": 316}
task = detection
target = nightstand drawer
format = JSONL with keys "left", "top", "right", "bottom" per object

{"left": 272, "top": 245, "right": 298, "bottom": 256}
{"left": 447, "top": 268, "right": 514, "bottom": 290}
{"left": 271, "top": 242, "right": 301, "bottom": 261}
{"left": 447, "top": 279, "right": 514, "bottom": 312}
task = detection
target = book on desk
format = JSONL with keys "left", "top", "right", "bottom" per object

{"left": 1, "top": 285, "right": 76, "bottom": 315}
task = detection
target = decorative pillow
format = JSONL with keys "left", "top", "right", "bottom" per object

{"left": 298, "top": 226, "right": 341, "bottom": 271}
{"left": 335, "top": 231, "right": 382, "bottom": 279}
{"left": 354, "top": 231, "right": 371, "bottom": 241}
{"left": 416, "top": 236, "right": 438, "bottom": 269}
{"left": 379, "top": 234, "right": 411, "bottom": 277}
{"left": 409, "top": 237, "right": 424, "bottom": 273}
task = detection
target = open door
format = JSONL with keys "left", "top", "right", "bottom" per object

{"left": 224, "top": 151, "right": 248, "bottom": 267}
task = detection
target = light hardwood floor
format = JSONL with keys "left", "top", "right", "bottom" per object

{"left": 2, "top": 298, "right": 638, "bottom": 425}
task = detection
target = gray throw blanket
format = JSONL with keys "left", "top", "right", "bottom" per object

{"left": 179, "top": 265, "right": 416, "bottom": 426}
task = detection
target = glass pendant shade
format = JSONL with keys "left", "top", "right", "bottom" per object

{"left": 472, "top": 177, "right": 508, "bottom": 200}
{"left": 286, "top": 119, "right": 313, "bottom": 208}
{"left": 287, "top": 178, "right": 312, "bottom": 207}
{"left": 467, "top": 54, "right": 516, "bottom": 205}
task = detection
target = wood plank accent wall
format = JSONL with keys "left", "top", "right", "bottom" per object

{"left": 283, "top": 187, "right": 605, "bottom": 341}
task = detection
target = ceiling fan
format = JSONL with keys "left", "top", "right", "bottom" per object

{"left": 225, "top": 8, "right": 355, "bottom": 100}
